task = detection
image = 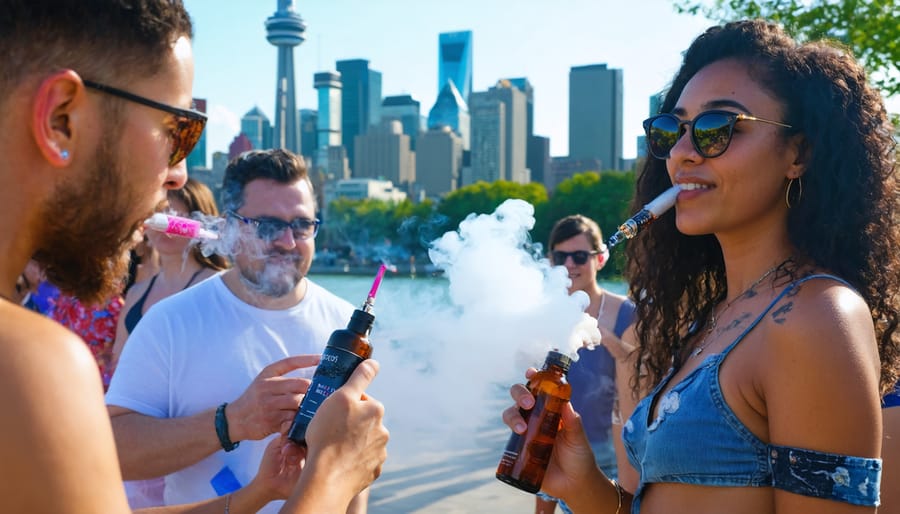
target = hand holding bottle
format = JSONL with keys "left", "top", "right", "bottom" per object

{"left": 284, "top": 360, "right": 389, "bottom": 513}
{"left": 502, "top": 367, "right": 608, "bottom": 504}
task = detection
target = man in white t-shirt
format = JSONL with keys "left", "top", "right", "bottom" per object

{"left": 107, "top": 149, "right": 371, "bottom": 514}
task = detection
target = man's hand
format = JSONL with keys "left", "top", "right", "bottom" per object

{"left": 302, "top": 360, "right": 389, "bottom": 500}
{"left": 227, "top": 355, "right": 321, "bottom": 442}
{"left": 250, "top": 435, "right": 307, "bottom": 501}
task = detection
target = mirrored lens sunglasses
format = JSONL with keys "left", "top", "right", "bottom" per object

{"left": 643, "top": 110, "right": 791, "bottom": 160}
{"left": 82, "top": 79, "right": 207, "bottom": 167}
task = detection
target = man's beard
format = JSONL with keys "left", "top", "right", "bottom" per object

{"left": 32, "top": 133, "right": 141, "bottom": 305}
{"left": 237, "top": 250, "right": 304, "bottom": 298}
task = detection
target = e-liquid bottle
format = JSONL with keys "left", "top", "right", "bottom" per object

{"left": 286, "top": 265, "right": 386, "bottom": 445}
{"left": 496, "top": 349, "right": 573, "bottom": 494}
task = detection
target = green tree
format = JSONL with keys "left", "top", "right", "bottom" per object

{"left": 674, "top": 0, "right": 900, "bottom": 96}
{"left": 436, "top": 180, "right": 549, "bottom": 234}
{"left": 534, "top": 171, "right": 636, "bottom": 276}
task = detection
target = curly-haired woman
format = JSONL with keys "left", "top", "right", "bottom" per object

{"left": 504, "top": 19, "right": 898, "bottom": 513}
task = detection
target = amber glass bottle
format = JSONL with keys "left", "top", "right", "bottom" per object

{"left": 286, "top": 308, "right": 374, "bottom": 445}
{"left": 496, "top": 349, "right": 573, "bottom": 493}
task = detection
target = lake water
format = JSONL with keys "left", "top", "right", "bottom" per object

{"left": 312, "top": 272, "right": 627, "bottom": 513}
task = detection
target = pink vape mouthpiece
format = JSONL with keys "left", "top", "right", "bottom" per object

{"left": 144, "top": 213, "right": 219, "bottom": 240}
{"left": 363, "top": 264, "right": 387, "bottom": 313}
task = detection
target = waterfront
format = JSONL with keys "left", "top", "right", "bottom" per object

{"left": 312, "top": 272, "right": 626, "bottom": 513}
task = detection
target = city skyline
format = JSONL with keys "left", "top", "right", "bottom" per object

{"left": 182, "top": 0, "right": 717, "bottom": 165}
{"left": 182, "top": 0, "right": 900, "bottom": 168}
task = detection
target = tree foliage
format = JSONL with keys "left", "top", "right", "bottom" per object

{"left": 533, "top": 171, "right": 636, "bottom": 276}
{"left": 673, "top": 0, "right": 900, "bottom": 97}
{"left": 436, "top": 180, "right": 549, "bottom": 234}
{"left": 318, "top": 172, "right": 636, "bottom": 276}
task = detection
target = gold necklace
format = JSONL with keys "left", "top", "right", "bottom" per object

{"left": 690, "top": 258, "right": 789, "bottom": 359}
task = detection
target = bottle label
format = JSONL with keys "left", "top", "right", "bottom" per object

{"left": 295, "top": 346, "right": 365, "bottom": 424}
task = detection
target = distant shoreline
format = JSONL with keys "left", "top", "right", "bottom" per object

{"left": 309, "top": 264, "right": 444, "bottom": 278}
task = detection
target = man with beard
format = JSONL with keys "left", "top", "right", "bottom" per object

{"left": 107, "top": 149, "right": 373, "bottom": 514}
{"left": 1, "top": 3, "right": 387, "bottom": 513}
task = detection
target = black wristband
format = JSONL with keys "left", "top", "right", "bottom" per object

{"left": 215, "top": 403, "right": 239, "bottom": 452}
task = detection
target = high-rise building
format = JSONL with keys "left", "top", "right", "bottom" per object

{"left": 241, "top": 106, "right": 272, "bottom": 150}
{"left": 336, "top": 59, "right": 382, "bottom": 172}
{"left": 467, "top": 93, "right": 504, "bottom": 185}
{"left": 468, "top": 81, "right": 528, "bottom": 184}
{"left": 438, "top": 31, "right": 473, "bottom": 104}
{"left": 427, "top": 80, "right": 470, "bottom": 151}
{"left": 569, "top": 63, "right": 623, "bottom": 170}
{"left": 507, "top": 78, "right": 533, "bottom": 138}
{"left": 509, "top": 78, "right": 549, "bottom": 184}
{"left": 266, "top": 0, "right": 305, "bottom": 153}
{"left": 417, "top": 125, "right": 463, "bottom": 199}
{"left": 185, "top": 98, "right": 207, "bottom": 170}
{"left": 528, "top": 135, "right": 551, "bottom": 186}
{"left": 638, "top": 92, "right": 665, "bottom": 160}
{"left": 382, "top": 95, "right": 421, "bottom": 151}
{"left": 354, "top": 120, "right": 414, "bottom": 191}
{"left": 546, "top": 156, "right": 604, "bottom": 193}
{"left": 299, "top": 108, "right": 317, "bottom": 164}
{"left": 228, "top": 133, "right": 253, "bottom": 161}
{"left": 314, "top": 71, "right": 342, "bottom": 149}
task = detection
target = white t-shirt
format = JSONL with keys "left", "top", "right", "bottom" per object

{"left": 107, "top": 275, "right": 354, "bottom": 513}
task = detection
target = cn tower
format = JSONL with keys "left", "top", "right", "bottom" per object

{"left": 265, "top": 0, "right": 305, "bottom": 153}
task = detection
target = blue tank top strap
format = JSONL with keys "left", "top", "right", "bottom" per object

{"left": 613, "top": 298, "right": 636, "bottom": 338}
{"left": 719, "top": 273, "right": 852, "bottom": 358}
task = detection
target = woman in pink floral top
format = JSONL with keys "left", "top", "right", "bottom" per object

{"left": 50, "top": 293, "right": 123, "bottom": 390}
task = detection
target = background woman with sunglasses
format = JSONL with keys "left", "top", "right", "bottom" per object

{"left": 503, "top": 19, "right": 899, "bottom": 513}
{"left": 111, "top": 178, "right": 229, "bottom": 508}
{"left": 535, "top": 214, "right": 637, "bottom": 514}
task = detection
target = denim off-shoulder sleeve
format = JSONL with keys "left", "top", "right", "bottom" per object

{"left": 768, "top": 444, "right": 882, "bottom": 506}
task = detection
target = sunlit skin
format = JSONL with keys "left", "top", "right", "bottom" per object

{"left": 504, "top": 58, "right": 882, "bottom": 514}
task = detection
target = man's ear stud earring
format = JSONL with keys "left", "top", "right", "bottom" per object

{"left": 60, "top": 150, "right": 70, "bottom": 160}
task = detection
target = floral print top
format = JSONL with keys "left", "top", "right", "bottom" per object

{"left": 50, "top": 294, "right": 123, "bottom": 390}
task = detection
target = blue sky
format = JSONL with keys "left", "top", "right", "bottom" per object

{"left": 182, "top": 0, "right": 721, "bottom": 163}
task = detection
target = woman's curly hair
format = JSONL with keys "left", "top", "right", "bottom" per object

{"left": 625, "top": 19, "right": 899, "bottom": 395}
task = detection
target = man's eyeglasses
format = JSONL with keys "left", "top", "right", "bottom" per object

{"left": 227, "top": 211, "right": 321, "bottom": 241}
{"left": 82, "top": 79, "right": 207, "bottom": 167}
{"left": 643, "top": 110, "right": 792, "bottom": 160}
{"left": 551, "top": 250, "right": 599, "bottom": 266}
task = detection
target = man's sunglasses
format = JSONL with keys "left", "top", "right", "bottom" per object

{"left": 82, "top": 79, "right": 207, "bottom": 167}
{"left": 227, "top": 211, "right": 321, "bottom": 241}
{"left": 643, "top": 110, "right": 792, "bottom": 160}
{"left": 551, "top": 250, "right": 599, "bottom": 266}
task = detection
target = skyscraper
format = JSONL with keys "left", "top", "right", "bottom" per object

{"left": 185, "top": 98, "right": 207, "bottom": 170}
{"left": 438, "top": 31, "right": 473, "bottom": 104}
{"left": 241, "top": 106, "right": 272, "bottom": 150}
{"left": 313, "top": 70, "right": 349, "bottom": 180}
{"left": 467, "top": 93, "right": 504, "bottom": 185}
{"left": 382, "top": 95, "right": 422, "bottom": 151}
{"left": 314, "top": 71, "right": 342, "bottom": 149}
{"left": 569, "top": 63, "right": 623, "bottom": 170}
{"left": 427, "top": 80, "right": 470, "bottom": 150}
{"left": 299, "top": 109, "right": 317, "bottom": 164}
{"left": 469, "top": 81, "right": 528, "bottom": 184}
{"left": 417, "top": 125, "right": 463, "bottom": 199}
{"left": 354, "top": 119, "right": 415, "bottom": 189}
{"left": 336, "top": 59, "right": 382, "bottom": 172}
{"left": 266, "top": 0, "right": 305, "bottom": 153}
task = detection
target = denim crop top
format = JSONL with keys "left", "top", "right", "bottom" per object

{"left": 622, "top": 275, "right": 882, "bottom": 512}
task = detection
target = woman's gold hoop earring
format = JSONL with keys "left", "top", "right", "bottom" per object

{"left": 785, "top": 177, "right": 803, "bottom": 208}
